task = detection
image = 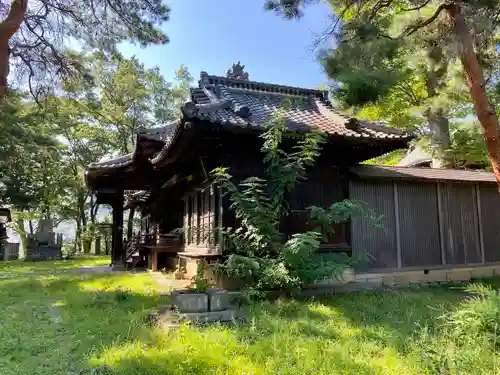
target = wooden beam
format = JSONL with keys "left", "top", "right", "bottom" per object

{"left": 194, "top": 192, "right": 199, "bottom": 245}
{"left": 393, "top": 181, "right": 402, "bottom": 268}
{"left": 436, "top": 183, "right": 447, "bottom": 265}
{"left": 217, "top": 185, "right": 224, "bottom": 253}
{"left": 152, "top": 249, "right": 158, "bottom": 272}
{"left": 182, "top": 196, "right": 188, "bottom": 246}
{"left": 475, "top": 184, "right": 486, "bottom": 264}
{"left": 210, "top": 185, "right": 216, "bottom": 247}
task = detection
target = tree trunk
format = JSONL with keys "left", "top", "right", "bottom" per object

{"left": 75, "top": 191, "right": 87, "bottom": 252}
{"left": 446, "top": 2, "right": 500, "bottom": 190}
{"left": 77, "top": 190, "right": 87, "bottom": 228}
{"left": 425, "top": 107, "right": 452, "bottom": 168}
{"left": 75, "top": 217, "right": 81, "bottom": 245}
{"left": 14, "top": 217, "right": 27, "bottom": 256}
{"left": 0, "top": 0, "right": 29, "bottom": 98}
{"left": 425, "top": 58, "right": 452, "bottom": 168}
{"left": 90, "top": 194, "right": 98, "bottom": 224}
{"left": 127, "top": 208, "right": 135, "bottom": 240}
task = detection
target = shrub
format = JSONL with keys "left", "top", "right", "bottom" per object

{"left": 61, "top": 243, "right": 77, "bottom": 259}
{"left": 212, "top": 110, "right": 382, "bottom": 293}
{"left": 445, "top": 283, "right": 500, "bottom": 346}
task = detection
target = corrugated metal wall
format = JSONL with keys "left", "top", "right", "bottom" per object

{"left": 350, "top": 180, "right": 398, "bottom": 270}
{"left": 397, "top": 182, "right": 442, "bottom": 267}
{"left": 439, "top": 183, "right": 481, "bottom": 265}
{"left": 351, "top": 178, "right": 499, "bottom": 271}
{"left": 479, "top": 186, "right": 500, "bottom": 262}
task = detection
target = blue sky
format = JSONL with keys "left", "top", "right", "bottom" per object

{"left": 9, "top": 1, "right": 335, "bottom": 244}
{"left": 118, "top": 0, "right": 333, "bottom": 89}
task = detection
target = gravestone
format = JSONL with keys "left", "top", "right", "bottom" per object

{"left": 94, "top": 237, "right": 101, "bottom": 255}
{"left": 37, "top": 219, "right": 54, "bottom": 244}
{"left": 3, "top": 242, "right": 19, "bottom": 260}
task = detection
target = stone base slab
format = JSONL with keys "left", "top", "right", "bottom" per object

{"left": 171, "top": 291, "right": 209, "bottom": 313}
{"left": 152, "top": 308, "right": 239, "bottom": 326}
{"left": 310, "top": 265, "right": 500, "bottom": 292}
{"left": 177, "top": 309, "right": 238, "bottom": 323}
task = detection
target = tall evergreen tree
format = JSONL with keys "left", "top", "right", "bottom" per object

{"left": 0, "top": 0, "right": 170, "bottom": 98}
{"left": 267, "top": 0, "right": 500, "bottom": 189}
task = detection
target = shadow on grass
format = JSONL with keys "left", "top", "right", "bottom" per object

{"left": 0, "top": 272, "right": 166, "bottom": 375}
{"left": 93, "top": 347, "right": 381, "bottom": 375}
{"left": 2, "top": 273, "right": 498, "bottom": 375}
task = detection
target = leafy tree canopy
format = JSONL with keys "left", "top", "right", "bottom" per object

{"left": 1, "top": 0, "right": 171, "bottom": 98}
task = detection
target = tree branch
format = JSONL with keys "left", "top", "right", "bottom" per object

{"left": 401, "top": 0, "right": 432, "bottom": 12}
{"left": 400, "top": 2, "right": 449, "bottom": 38}
{"left": 369, "top": 0, "right": 395, "bottom": 21}
{"left": 0, "top": 0, "right": 28, "bottom": 38}
{"left": 310, "top": 3, "right": 354, "bottom": 51}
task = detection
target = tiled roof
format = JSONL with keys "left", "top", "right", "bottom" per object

{"left": 397, "top": 144, "right": 432, "bottom": 167}
{"left": 87, "top": 121, "right": 179, "bottom": 170}
{"left": 136, "top": 123, "right": 177, "bottom": 143}
{"left": 88, "top": 153, "right": 134, "bottom": 169}
{"left": 89, "top": 68, "right": 415, "bottom": 170}
{"left": 181, "top": 72, "right": 413, "bottom": 141}
{"left": 124, "top": 190, "right": 151, "bottom": 208}
{"left": 351, "top": 165, "right": 496, "bottom": 183}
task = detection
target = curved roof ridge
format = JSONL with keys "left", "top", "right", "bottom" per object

{"left": 199, "top": 71, "right": 327, "bottom": 99}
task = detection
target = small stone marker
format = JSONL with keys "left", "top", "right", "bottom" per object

{"left": 152, "top": 288, "right": 241, "bottom": 326}
{"left": 207, "top": 288, "right": 230, "bottom": 312}
{"left": 171, "top": 290, "right": 209, "bottom": 313}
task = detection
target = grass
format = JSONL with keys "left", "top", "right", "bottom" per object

{"left": 1, "top": 263, "right": 500, "bottom": 374}
{"left": 0, "top": 254, "right": 110, "bottom": 275}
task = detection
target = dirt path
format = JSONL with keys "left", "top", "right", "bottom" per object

{"left": 150, "top": 272, "right": 190, "bottom": 295}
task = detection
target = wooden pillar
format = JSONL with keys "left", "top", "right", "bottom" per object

{"left": 127, "top": 207, "right": 135, "bottom": 240}
{"left": 393, "top": 181, "right": 402, "bottom": 268}
{"left": 111, "top": 191, "right": 124, "bottom": 266}
{"left": 475, "top": 184, "right": 486, "bottom": 264}
{"left": 151, "top": 249, "right": 158, "bottom": 271}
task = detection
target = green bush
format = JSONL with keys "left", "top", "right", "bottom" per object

{"left": 61, "top": 243, "right": 77, "bottom": 259}
{"left": 445, "top": 283, "right": 500, "bottom": 346}
{"left": 212, "top": 110, "right": 382, "bottom": 293}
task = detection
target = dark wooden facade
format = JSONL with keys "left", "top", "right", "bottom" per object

{"left": 84, "top": 65, "right": 424, "bottom": 272}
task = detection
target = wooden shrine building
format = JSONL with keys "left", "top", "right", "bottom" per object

{"left": 85, "top": 63, "right": 500, "bottom": 284}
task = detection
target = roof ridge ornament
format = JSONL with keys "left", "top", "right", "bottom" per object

{"left": 226, "top": 61, "right": 249, "bottom": 80}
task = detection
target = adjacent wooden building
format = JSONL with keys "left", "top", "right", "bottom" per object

{"left": 85, "top": 63, "right": 500, "bottom": 281}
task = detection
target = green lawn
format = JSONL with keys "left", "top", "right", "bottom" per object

{"left": 0, "top": 265, "right": 499, "bottom": 374}
{"left": 0, "top": 254, "right": 110, "bottom": 275}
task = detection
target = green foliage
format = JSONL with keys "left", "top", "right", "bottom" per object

{"left": 212, "top": 113, "right": 382, "bottom": 292}
{"left": 445, "top": 283, "right": 500, "bottom": 346}
{"left": 192, "top": 260, "right": 210, "bottom": 293}
{"left": 267, "top": 0, "right": 500, "bottom": 169}
{"left": 2, "top": 49, "right": 191, "bottom": 250}
{"left": 61, "top": 243, "right": 77, "bottom": 260}
{"left": 86, "top": 52, "right": 192, "bottom": 153}
{"left": 10, "top": 0, "right": 172, "bottom": 97}
{"left": 363, "top": 149, "right": 407, "bottom": 166}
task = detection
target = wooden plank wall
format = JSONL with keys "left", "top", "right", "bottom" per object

{"left": 350, "top": 180, "right": 398, "bottom": 270}
{"left": 397, "top": 182, "right": 442, "bottom": 267}
{"left": 439, "top": 183, "right": 482, "bottom": 265}
{"left": 351, "top": 179, "right": 499, "bottom": 271}
{"left": 479, "top": 186, "right": 500, "bottom": 262}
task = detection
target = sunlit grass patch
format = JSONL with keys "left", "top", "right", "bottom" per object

{"left": 2, "top": 271, "right": 500, "bottom": 374}
{"left": 0, "top": 254, "right": 110, "bottom": 275}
